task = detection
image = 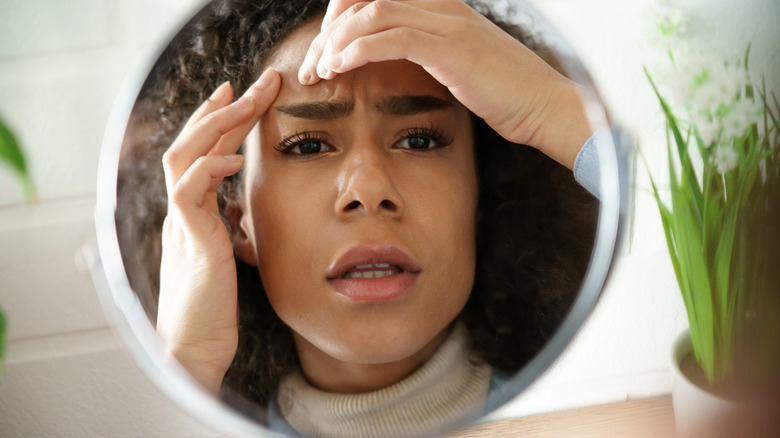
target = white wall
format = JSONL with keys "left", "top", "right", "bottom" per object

{"left": 1, "top": 0, "right": 777, "bottom": 436}
{"left": 0, "top": 1, "right": 226, "bottom": 436}
{"left": 494, "top": 0, "right": 780, "bottom": 419}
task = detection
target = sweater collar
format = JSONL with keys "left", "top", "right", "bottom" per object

{"left": 276, "top": 321, "right": 491, "bottom": 438}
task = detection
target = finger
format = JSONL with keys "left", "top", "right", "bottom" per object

{"left": 316, "top": 1, "right": 447, "bottom": 79}
{"left": 326, "top": 28, "right": 449, "bottom": 79}
{"left": 211, "top": 68, "right": 281, "bottom": 156}
{"left": 321, "top": 0, "right": 367, "bottom": 31}
{"left": 168, "top": 155, "right": 244, "bottom": 213}
{"left": 163, "top": 69, "right": 280, "bottom": 189}
{"left": 182, "top": 81, "right": 234, "bottom": 133}
{"left": 299, "top": 1, "right": 370, "bottom": 84}
{"left": 163, "top": 95, "right": 255, "bottom": 189}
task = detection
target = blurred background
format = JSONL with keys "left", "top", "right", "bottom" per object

{"left": 0, "top": 0, "right": 777, "bottom": 436}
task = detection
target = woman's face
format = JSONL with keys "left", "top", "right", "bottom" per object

{"left": 238, "top": 20, "right": 478, "bottom": 383}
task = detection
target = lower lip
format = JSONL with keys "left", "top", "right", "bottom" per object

{"left": 328, "top": 272, "right": 418, "bottom": 302}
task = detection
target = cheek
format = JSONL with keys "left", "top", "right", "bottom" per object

{"left": 405, "top": 147, "right": 478, "bottom": 285}
{"left": 247, "top": 163, "right": 334, "bottom": 301}
{"left": 245, "top": 127, "right": 330, "bottom": 263}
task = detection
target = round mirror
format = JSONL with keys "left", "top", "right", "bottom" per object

{"left": 93, "top": 0, "right": 628, "bottom": 436}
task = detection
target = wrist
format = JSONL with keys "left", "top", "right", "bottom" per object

{"left": 162, "top": 345, "right": 227, "bottom": 395}
{"left": 534, "top": 80, "right": 593, "bottom": 170}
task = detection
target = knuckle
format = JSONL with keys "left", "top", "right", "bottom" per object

{"left": 346, "top": 2, "right": 362, "bottom": 17}
{"left": 162, "top": 147, "right": 178, "bottom": 169}
{"left": 326, "top": 32, "right": 340, "bottom": 53}
{"left": 367, "top": 0, "right": 386, "bottom": 15}
{"left": 395, "top": 27, "right": 413, "bottom": 47}
{"left": 191, "top": 155, "right": 210, "bottom": 171}
{"left": 346, "top": 1, "right": 371, "bottom": 19}
{"left": 348, "top": 37, "right": 369, "bottom": 59}
{"left": 169, "top": 183, "right": 187, "bottom": 206}
{"left": 364, "top": 0, "right": 388, "bottom": 24}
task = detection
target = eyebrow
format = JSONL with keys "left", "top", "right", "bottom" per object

{"left": 375, "top": 95, "right": 451, "bottom": 115}
{"left": 274, "top": 95, "right": 451, "bottom": 120}
{"left": 275, "top": 100, "right": 354, "bottom": 120}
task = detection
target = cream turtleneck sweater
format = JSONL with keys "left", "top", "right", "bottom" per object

{"left": 274, "top": 322, "right": 492, "bottom": 438}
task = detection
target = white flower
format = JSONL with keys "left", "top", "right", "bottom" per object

{"left": 695, "top": 118, "right": 721, "bottom": 147}
{"left": 721, "top": 97, "right": 764, "bottom": 138}
{"left": 653, "top": 3, "right": 689, "bottom": 38}
{"left": 688, "top": 66, "right": 748, "bottom": 117}
{"left": 691, "top": 78, "right": 727, "bottom": 115}
{"left": 709, "top": 65, "right": 749, "bottom": 103}
{"left": 713, "top": 145, "right": 740, "bottom": 173}
{"left": 645, "top": 2, "right": 690, "bottom": 58}
{"left": 679, "top": 53, "right": 712, "bottom": 78}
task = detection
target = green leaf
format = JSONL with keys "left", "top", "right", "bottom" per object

{"left": 644, "top": 68, "right": 704, "bottom": 222}
{"left": 0, "top": 117, "right": 36, "bottom": 202}
{"left": 0, "top": 119, "right": 26, "bottom": 173}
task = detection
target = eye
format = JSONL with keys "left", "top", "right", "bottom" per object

{"left": 398, "top": 136, "right": 435, "bottom": 150}
{"left": 395, "top": 126, "right": 453, "bottom": 151}
{"left": 275, "top": 132, "right": 334, "bottom": 155}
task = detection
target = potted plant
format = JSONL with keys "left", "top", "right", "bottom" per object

{"left": 644, "top": 36, "right": 780, "bottom": 435}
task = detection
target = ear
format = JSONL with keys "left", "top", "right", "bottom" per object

{"left": 224, "top": 201, "right": 257, "bottom": 267}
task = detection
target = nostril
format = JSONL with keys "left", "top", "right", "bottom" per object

{"left": 380, "top": 200, "right": 396, "bottom": 211}
{"left": 345, "top": 200, "right": 361, "bottom": 211}
{"left": 340, "top": 199, "right": 399, "bottom": 215}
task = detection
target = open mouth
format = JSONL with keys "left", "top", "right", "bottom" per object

{"left": 326, "top": 244, "right": 421, "bottom": 302}
{"left": 326, "top": 244, "right": 421, "bottom": 280}
{"left": 341, "top": 263, "right": 403, "bottom": 279}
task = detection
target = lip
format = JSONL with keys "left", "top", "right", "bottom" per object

{"left": 326, "top": 244, "right": 422, "bottom": 302}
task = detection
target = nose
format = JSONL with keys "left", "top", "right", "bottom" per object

{"left": 335, "top": 141, "right": 404, "bottom": 221}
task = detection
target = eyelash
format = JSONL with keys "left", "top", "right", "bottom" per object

{"left": 275, "top": 125, "right": 453, "bottom": 156}
{"left": 274, "top": 131, "right": 333, "bottom": 155}
{"left": 395, "top": 125, "right": 453, "bottom": 151}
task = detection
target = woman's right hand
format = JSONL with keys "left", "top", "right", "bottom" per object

{"left": 157, "top": 68, "right": 281, "bottom": 394}
{"left": 298, "top": 0, "right": 592, "bottom": 170}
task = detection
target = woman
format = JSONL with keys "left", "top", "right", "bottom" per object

{"left": 116, "top": 0, "right": 599, "bottom": 436}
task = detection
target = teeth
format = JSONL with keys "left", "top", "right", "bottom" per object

{"left": 344, "top": 270, "right": 397, "bottom": 279}
{"left": 355, "top": 263, "right": 391, "bottom": 269}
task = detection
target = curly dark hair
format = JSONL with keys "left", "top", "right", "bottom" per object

{"left": 116, "top": 0, "right": 598, "bottom": 421}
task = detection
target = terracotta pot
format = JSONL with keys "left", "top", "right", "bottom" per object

{"left": 670, "top": 329, "right": 738, "bottom": 436}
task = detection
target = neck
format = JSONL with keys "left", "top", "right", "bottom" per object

{"left": 292, "top": 324, "right": 453, "bottom": 393}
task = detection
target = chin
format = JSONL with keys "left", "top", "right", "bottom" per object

{"left": 319, "top": 320, "right": 454, "bottom": 365}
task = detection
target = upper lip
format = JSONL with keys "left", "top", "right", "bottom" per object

{"left": 325, "top": 244, "right": 422, "bottom": 280}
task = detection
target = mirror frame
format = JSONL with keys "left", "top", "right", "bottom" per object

{"left": 91, "top": 1, "right": 631, "bottom": 436}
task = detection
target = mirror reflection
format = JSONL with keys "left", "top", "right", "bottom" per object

{"left": 113, "top": 0, "right": 602, "bottom": 436}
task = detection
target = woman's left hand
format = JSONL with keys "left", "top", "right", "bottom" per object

{"left": 298, "top": 0, "right": 592, "bottom": 169}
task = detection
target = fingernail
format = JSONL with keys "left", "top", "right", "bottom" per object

{"left": 298, "top": 66, "right": 312, "bottom": 85}
{"left": 210, "top": 81, "right": 230, "bottom": 101}
{"left": 244, "top": 69, "right": 277, "bottom": 99}
{"left": 298, "top": 49, "right": 315, "bottom": 84}
{"left": 255, "top": 68, "right": 277, "bottom": 89}
{"left": 224, "top": 154, "right": 243, "bottom": 162}
{"left": 316, "top": 62, "right": 329, "bottom": 80}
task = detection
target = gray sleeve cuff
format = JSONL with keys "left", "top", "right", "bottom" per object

{"left": 573, "top": 129, "right": 604, "bottom": 199}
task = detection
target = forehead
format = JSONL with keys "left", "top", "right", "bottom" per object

{"left": 266, "top": 19, "right": 454, "bottom": 105}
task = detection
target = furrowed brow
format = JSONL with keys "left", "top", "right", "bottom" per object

{"left": 375, "top": 95, "right": 451, "bottom": 115}
{"left": 275, "top": 100, "right": 354, "bottom": 120}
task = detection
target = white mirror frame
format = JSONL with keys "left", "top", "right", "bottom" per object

{"left": 91, "top": 1, "right": 631, "bottom": 436}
